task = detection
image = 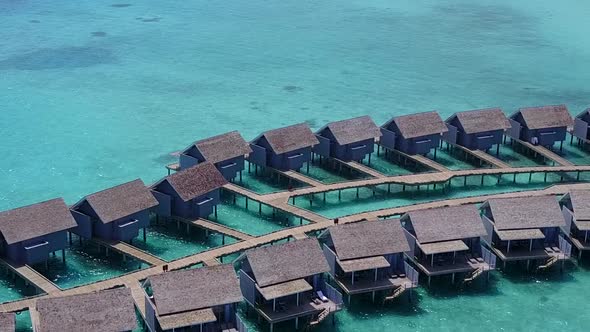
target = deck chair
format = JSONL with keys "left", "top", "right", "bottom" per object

{"left": 316, "top": 290, "right": 329, "bottom": 302}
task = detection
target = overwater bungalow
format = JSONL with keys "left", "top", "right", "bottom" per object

{"left": 508, "top": 105, "right": 573, "bottom": 148}
{"left": 444, "top": 108, "right": 511, "bottom": 152}
{"left": 70, "top": 179, "right": 159, "bottom": 243}
{"left": 0, "top": 198, "right": 77, "bottom": 265}
{"left": 35, "top": 287, "right": 136, "bottom": 332}
{"left": 400, "top": 205, "right": 495, "bottom": 285}
{"left": 380, "top": 111, "right": 448, "bottom": 155}
{"left": 480, "top": 196, "right": 571, "bottom": 270}
{"left": 142, "top": 264, "right": 243, "bottom": 332}
{"left": 572, "top": 108, "right": 590, "bottom": 143}
{"left": 151, "top": 162, "right": 228, "bottom": 220}
{"left": 559, "top": 190, "right": 590, "bottom": 258}
{"left": 319, "top": 220, "right": 418, "bottom": 303}
{"left": 0, "top": 312, "right": 15, "bottom": 332}
{"left": 178, "top": 131, "right": 252, "bottom": 181}
{"left": 237, "top": 238, "right": 343, "bottom": 332}
{"left": 313, "top": 116, "right": 381, "bottom": 162}
{"left": 249, "top": 123, "right": 319, "bottom": 171}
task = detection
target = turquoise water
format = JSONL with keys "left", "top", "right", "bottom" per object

{"left": 0, "top": 271, "right": 37, "bottom": 304}
{"left": 214, "top": 195, "right": 310, "bottom": 236}
{"left": 363, "top": 149, "right": 429, "bottom": 176}
{"left": 238, "top": 168, "right": 308, "bottom": 194}
{"left": 489, "top": 143, "right": 543, "bottom": 167}
{"left": 131, "top": 223, "right": 238, "bottom": 262}
{"left": 32, "top": 241, "right": 146, "bottom": 289}
{"left": 3, "top": 0, "right": 590, "bottom": 330}
{"left": 306, "top": 160, "right": 368, "bottom": 184}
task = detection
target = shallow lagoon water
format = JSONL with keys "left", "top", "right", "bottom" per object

{"left": 3, "top": 0, "right": 590, "bottom": 331}
{"left": 32, "top": 241, "right": 146, "bottom": 289}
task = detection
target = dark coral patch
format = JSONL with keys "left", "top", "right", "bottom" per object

{"left": 91, "top": 32, "right": 107, "bottom": 37}
{"left": 283, "top": 85, "right": 302, "bottom": 92}
{"left": 111, "top": 4, "right": 132, "bottom": 7}
{"left": 141, "top": 17, "right": 161, "bottom": 22}
{"left": 29, "top": 20, "right": 40, "bottom": 23}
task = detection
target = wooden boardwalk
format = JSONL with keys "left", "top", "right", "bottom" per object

{"left": 381, "top": 147, "right": 448, "bottom": 172}
{"left": 292, "top": 233, "right": 308, "bottom": 240}
{"left": 92, "top": 239, "right": 165, "bottom": 266}
{"left": 0, "top": 259, "right": 61, "bottom": 295}
{"left": 129, "top": 282, "right": 147, "bottom": 319}
{"left": 202, "top": 258, "right": 221, "bottom": 266}
{"left": 514, "top": 139, "right": 574, "bottom": 166}
{"left": 281, "top": 170, "right": 324, "bottom": 187}
{"left": 406, "top": 153, "right": 449, "bottom": 172}
{"left": 273, "top": 165, "right": 590, "bottom": 200}
{"left": 189, "top": 218, "right": 254, "bottom": 241}
{"left": 2, "top": 181, "right": 590, "bottom": 314}
{"left": 334, "top": 159, "right": 386, "bottom": 178}
{"left": 165, "top": 162, "right": 181, "bottom": 174}
{"left": 451, "top": 144, "right": 511, "bottom": 169}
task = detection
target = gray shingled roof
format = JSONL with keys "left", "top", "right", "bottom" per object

{"left": 0, "top": 312, "right": 15, "bottom": 332}
{"left": 328, "top": 220, "right": 409, "bottom": 260}
{"left": 245, "top": 238, "right": 329, "bottom": 287}
{"left": 255, "top": 123, "right": 319, "bottom": 155}
{"left": 337, "top": 256, "right": 390, "bottom": 273}
{"left": 36, "top": 287, "right": 136, "bottom": 332}
{"left": 514, "top": 105, "right": 573, "bottom": 130}
{"left": 568, "top": 190, "right": 590, "bottom": 221}
{"left": 186, "top": 131, "right": 252, "bottom": 164}
{"left": 576, "top": 108, "right": 590, "bottom": 119}
{"left": 149, "top": 264, "right": 242, "bottom": 316}
{"left": 418, "top": 240, "right": 469, "bottom": 255}
{"left": 485, "top": 196, "right": 565, "bottom": 230}
{"left": 155, "top": 162, "right": 228, "bottom": 202}
{"left": 448, "top": 108, "right": 511, "bottom": 134}
{"left": 319, "top": 116, "right": 381, "bottom": 145}
{"left": 389, "top": 111, "right": 448, "bottom": 139}
{"left": 0, "top": 198, "right": 77, "bottom": 245}
{"left": 74, "top": 179, "right": 158, "bottom": 224}
{"left": 404, "top": 205, "right": 487, "bottom": 243}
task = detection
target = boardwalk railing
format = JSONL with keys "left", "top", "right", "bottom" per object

{"left": 236, "top": 314, "right": 249, "bottom": 332}
{"left": 320, "top": 281, "right": 343, "bottom": 309}
{"left": 322, "top": 245, "right": 337, "bottom": 277}
{"left": 561, "top": 207, "right": 574, "bottom": 235}
{"left": 559, "top": 235, "right": 572, "bottom": 259}
{"left": 481, "top": 245, "right": 497, "bottom": 270}
{"left": 404, "top": 261, "right": 419, "bottom": 286}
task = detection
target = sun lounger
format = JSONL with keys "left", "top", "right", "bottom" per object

{"left": 317, "top": 290, "right": 329, "bottom": 303}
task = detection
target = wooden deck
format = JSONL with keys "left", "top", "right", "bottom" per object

{"left": 281, "top": 170, "right": 324, "bottom": 187}
{"left": 165, "top": 162, "right": 181, "bottom": 173}
{"left": 334, "top": 276, "right": 414, "bottom": 295}
{"left": 411, "top": 257, "right": 490, "bottom": 277}
{"left": 405, "top": 153, "right": 449, "bottom": 172}
{"left": 0, "top": 259, "right": 61, "bottom": 295}
{"left": 189, "top": 218, "right": 254, "bottom": 241}
{"left": 451, "top": 144, "right": 510, "bottom": 169}
{"left": 3, "top": 163, "right": 590, "bottom": 314}
{"left": 92, "top": 239, "right": 165, "bottom": 266}
{"left": 513, "top": 139, "right": 574, "bottom": 166}
{"left": 333, "top": 159, "right": 386, "bottom": 178}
